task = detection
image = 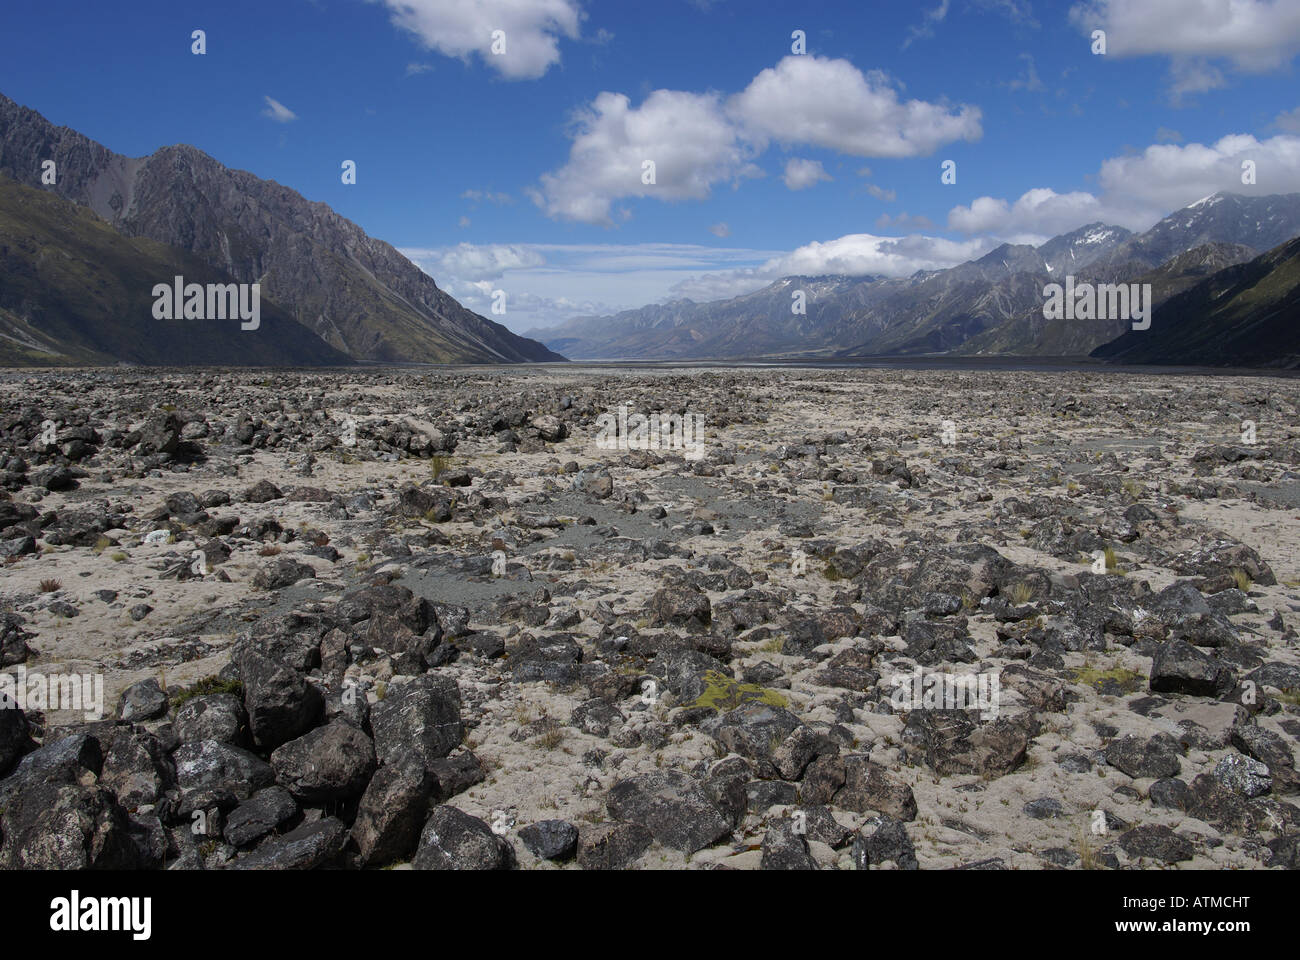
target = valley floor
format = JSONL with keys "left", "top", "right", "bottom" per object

{"left": 1, "top": 366, "right": 1298, "bottom": 870}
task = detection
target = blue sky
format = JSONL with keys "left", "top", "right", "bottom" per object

{"left": 3, "top": 0, "right": 1300, "bottom": 332}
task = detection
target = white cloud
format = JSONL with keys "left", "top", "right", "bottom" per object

{"left": 533, "top": 55, "right": 980, "bottom": 224}
{"left": 783, "top": 158, "right": 832, "bottom": 190}
{"left": 731, "top": 56, "right": 982, "bottom": 158}
{"left": 373, "top": 0, "right": 583, "bottom": 80}
{"left": 709, "top": 222, "right": 732, "bottom": 238}
{"left": 531, "top": 89, "right": 760, "bottom": 224}
{"left": 866, "top": 184, "right": 897, "bottom": 202}
{"left": 946, "top": 132, "right": 1300, "bottom": 236}
{"left": 1070, "top": 0, "right": 1300, "bottom": 82}
{"left": 261, "top": 97, "right": 297, "bottom": 123}
{"left": 764, "top": 233, "right": 997, "bottom": 279}
{"left": 948, "top": 187, "right": 1117, "bottom": 235}
{"left": 1097, "top": 132, "right": 1300, "bottom": 209}
{"left": 412, "top": 242, "right": 547, "bottom": 281}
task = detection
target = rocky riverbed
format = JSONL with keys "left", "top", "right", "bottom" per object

{"left": 1, "top": 366, "right": 1298, "bottom": 870}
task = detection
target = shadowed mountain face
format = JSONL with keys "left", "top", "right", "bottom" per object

{"left": 531, "top": 194, "right": 1300, "bottom": 362}
{"left": 0, "top": 178, "right": 349, "bottom": 366}
{"left": 0, "top": 93, "right": 564, "bottom": 365}
{"left": 1092, "top": 233, "right": 1300, "bottom": 369}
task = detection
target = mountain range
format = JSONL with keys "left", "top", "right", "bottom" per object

{"left": 0, "top": 93, "right": 563, "bottom": 366}
{"left": 530, "top": 192, "right": 1300, "bottom": 367}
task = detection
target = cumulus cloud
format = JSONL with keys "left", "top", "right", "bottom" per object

{"left": 261, "top": 97, "right": 297, "bottom": 123}
{"left": 866, "top": 184, "right": 897, "bottom": 202}
{"left": 1070, "top": 0, "right": 1300, "bottom": 93}
{"left": 731, "top": 56, "right": 982, "bottom": 158}
{"left": 783, "top": 158, "right": 831, "bottom": 190}
{"left": 709, "top": 222, "right": 732, "bottom": 238}
{"left": 531, "top": 89, "right": 760, "bottom": 224}
{"left": 1097, "top": 132, "right": 1300, "bottom": 209}
{"left": 948, "top": 187, "right": 1115, "bottom": 235}
{"left": 373, "top": 0, "right": 583, "bottom": 80}
{"left": 533, "top": 55, "right": 980, "bottom": 224}
{"left": 946, "top": 132, "right": 1300, "bottom": 236}
{"left": 764, "top": 233, "right": 997, "bottom": 279}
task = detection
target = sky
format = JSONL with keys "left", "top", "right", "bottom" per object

{"left": 3, "top": 0, "right": 1300, "bottom": 334}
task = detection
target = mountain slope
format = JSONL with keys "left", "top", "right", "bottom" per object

{"left": 535, "top": 194, "right": 1300, "bottom": 362}
{"left": 955, "top": 240, "right": 1258, "bottom": 357}
{"left": 0, "top": 177, "right": 349, "bottom": 366}
{"left": 1091, "top": 234, "right": 1300, "bottom": 369}
{"left": 0, "top": 93, "right": 563, "bottom": 364}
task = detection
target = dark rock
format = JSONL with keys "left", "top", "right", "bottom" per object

{"left": 252, "top": 558, "right": 316, "bottom": 591}
{"left": 174, "top": 693, "right": 247, "bottom": 746}
{"left": 1105, "top": 733, "right": 1183, "bottom": 779}
{"left": 0, "top": 782, "right": 137, "bottom": 869}
{"left": 229, "top": 817, "right": 347, "bottom": 870}
{"left": 760, "top": 819, "right": 817, "bottom": 870}
{"left": 173, "top": 739, "right": 275, "bottom": 803}
{"left": 239, "top": 650, "right": 323, "bottom": 750}
{"left": 1119, "top": 824, "right": 1194, "bottom": 863}
{"left": 244, "top": 480, "right": 283, "bottom": 503}
{"left": 902, "top": 710, "right": 1033, "bottom": 779}
{"left": 411, "top": 805, "right": 515, "bottom": 870}
{"left": 350, "top": 762, "right": 433, "bottom": 867}
{"left": 518, "top": 819, "right": 579, "bottom": 861}
{"left": 224, "top": 786, "right": 299, "bottom": 847}
{"left": 852, "top": 815, "right": 918, "bottom": 869}
{"left": 270, "top": 721, "right": 376, "bottom": 803}
{"left": 577, "top": 822, "right": 653, "bottom": 870}
{"left": 370, "top": 675, "right": 463, "bottom": 771}
{"left": 707, "top": 703, "right": 803, "bottom": 778}
{"left": 99, "top": 728, "right": 173, "bottom": 807}
{"left": 1149, "top": 640, "right": 1237, "bottom": 697}
{"left": 834, "top": 756, "right": 918, "bottom": 821}
{"left": 606, "top": 769, "right": 731, "bottom": 853}
{"left": 117, "top": 677, "right": 169, "bottom": 723}
{"left": 648, "top": 585, "right": 711, "bottom": 630}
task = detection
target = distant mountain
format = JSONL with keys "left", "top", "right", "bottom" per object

{"left": 1091, "top": 233, "right": 1300, "bottom": 369}
{"left": 956, "top": 240, "right": 1258, "bottom": 357}
{"left": 1087, "top": 192, "right": 1300, "bottom": 277}
{"left": 534, "top": 193, "right": 1300, "bottom": 362}
{"left": 0, "top": 93, "right": 563, "bottom": 364}
{"left": 0, "top": 178, "right": 348, "bottom": 366}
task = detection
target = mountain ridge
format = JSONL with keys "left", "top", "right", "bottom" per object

{"left": 0, "top": 92, "right": 563, "bottom": 365}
